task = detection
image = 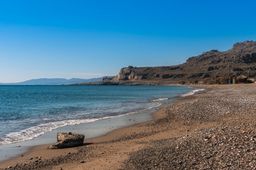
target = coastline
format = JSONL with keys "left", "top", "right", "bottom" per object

{"left": 0, "top": 103, "right": 175, "bottom": 169}
{"left": 0, "top": 104, "right": 156, "bottom": 163}
{"left": 0, "top": 86, "right": 192, "bottom": 169}
{"left": 0, "top": 85, "right": 191, "bottom": 169}
{"left": 0, "top": 85, "right": 190, "bottom": 162}
{"left": 2, "top": 84, "right": 256, "bottom": 169}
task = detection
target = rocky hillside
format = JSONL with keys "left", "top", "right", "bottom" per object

{"left": 105, "top": 41, "right": 256, "bottom": 84}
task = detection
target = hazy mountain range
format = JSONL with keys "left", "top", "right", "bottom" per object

{"left": 0, "top": 78, "right": 103, "bottom": 85}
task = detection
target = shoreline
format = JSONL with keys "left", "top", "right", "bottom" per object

{"left": 0, "top": 84, "right": 189, "bottom": 146}
{"left": 5, "top": 84, "right": 255, "bottom": 169}
{"left": 0, "top": 85, "right": 191, "bottom": 164}
{"left": 0, "top": 103, "right": 175, "bottom": 169}
{"left": 0, "top": 87, "right": 193, "bottom": 168}
{"left": 0, "top": 104, "right": 155, "bottom": 163}
{"left": 0, "top": 86, "right": 194, "bottom": 169}
{"left": 0, "top": 104, "right": 165, "bottom": 169}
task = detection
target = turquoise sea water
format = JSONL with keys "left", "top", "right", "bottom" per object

{"left": 0, "top": 85, "right": 190, "bottom": 145}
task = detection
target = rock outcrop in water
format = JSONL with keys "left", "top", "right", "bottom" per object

{"left": 49, "top": 132, "right": 85, "bottom": 149}
{"left": 104, "top": 41, "right": 256, "bottom": 84}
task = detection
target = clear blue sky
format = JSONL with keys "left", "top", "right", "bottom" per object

{"left": 0, "top": 0, "right": 255, "bottom": 82}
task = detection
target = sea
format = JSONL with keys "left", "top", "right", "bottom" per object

{"left": 0, "top": 85, "right": 191, "bottom": 146}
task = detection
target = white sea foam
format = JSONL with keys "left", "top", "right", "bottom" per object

{"left": 0, "top": 119, "right": 99, "bottom": 145}
{"left": 181, "top": 89, "right": 205, "bottom": 97}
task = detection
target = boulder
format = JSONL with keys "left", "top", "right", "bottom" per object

{"left": 49, "top": 132, "right": 85, "bottom": 149}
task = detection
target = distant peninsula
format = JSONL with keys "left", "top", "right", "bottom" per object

{"left": 0, "top": 78, "right": 102, "bottom": 85}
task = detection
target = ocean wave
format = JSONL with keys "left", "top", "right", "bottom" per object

{"left": 181, "top": 89, "right": 205, "bottom": 97}
{"left": 0, "top": 102, "right": 162, "bottom": 145}
{"left": 0, "top": 119, "right": 99, "bottom": 145}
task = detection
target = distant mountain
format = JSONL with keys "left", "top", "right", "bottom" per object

{"left": 1, "top": 78, "right": 103, "bottom": 85}
{"left": 104, "top": 41, "right": 256, "bottom": 84}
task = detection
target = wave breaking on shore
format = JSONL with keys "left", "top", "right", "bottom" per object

{"left": 181, "top": 88, "right": 205, "bottom": 97}
{"left": 0, "top": 101, "right": 163, "bottom": 145}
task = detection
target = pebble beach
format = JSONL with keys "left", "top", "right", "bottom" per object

{"left": 1, "top": 84, "right": 256, "bottom": 170}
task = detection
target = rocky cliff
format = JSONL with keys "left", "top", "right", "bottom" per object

{"left": 105, "top": 41, "right": 256, "bottom": 84}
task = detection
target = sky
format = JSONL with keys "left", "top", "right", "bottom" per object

{"left": 0, "top": 0, "right": 256, "bottom": 83}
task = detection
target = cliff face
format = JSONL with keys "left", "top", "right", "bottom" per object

{"left": 104, "top": 41, "right": 256, "bottom": 84}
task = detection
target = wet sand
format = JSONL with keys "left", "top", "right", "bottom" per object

{"left": 1, "top": 84, "right": 256, "bottom": 170}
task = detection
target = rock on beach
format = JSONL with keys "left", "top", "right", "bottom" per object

{"left": 49, "top": 132, "right": 85, "bottom": 149}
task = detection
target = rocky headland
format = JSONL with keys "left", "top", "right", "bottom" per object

{"left": 103, "top": 41, "right": 256, "bottom": 84}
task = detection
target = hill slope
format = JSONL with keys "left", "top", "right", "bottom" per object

{"left": 106, "top": 41, "right": 256, "bottom": 84}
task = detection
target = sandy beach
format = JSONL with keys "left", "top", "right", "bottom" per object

{"left": 1, "top": 84, "right": 256, "bottom": 170}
